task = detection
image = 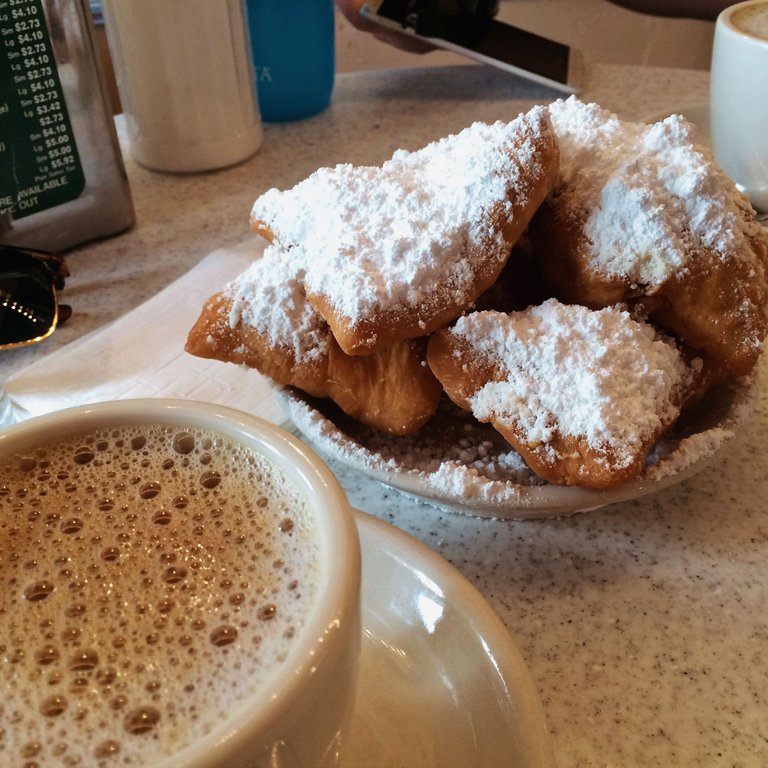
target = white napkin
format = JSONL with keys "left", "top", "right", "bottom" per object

{"left": 6, "top": 238, "right": 286, "bottom": 425}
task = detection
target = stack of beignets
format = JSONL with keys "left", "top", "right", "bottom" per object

{"left": 187, "top": 97, "right": 768, "bottom": 489}
{"left": 186, "top": 106, "right": 559, "bottom": 436}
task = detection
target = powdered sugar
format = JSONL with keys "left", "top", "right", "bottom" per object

{"left": 452, "top": 300, "right": 688, "bottom": 466}
{"left": 226, "top": 244, "right": 329, "bottom": 362}
{"left": 549, "top": 96, "right": 759, "bottom": 287}
{"left": 277, "top": 366, "right": 759, "bottom": 518}
{"left": 279, "top": 388, "right": 541, "bottom": 494}
{"left": 251, "top": 108, "right": 554, "bottom": 325}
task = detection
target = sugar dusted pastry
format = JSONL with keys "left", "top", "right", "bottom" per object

{"left": 251, "top": 106, "right": 560, "bottom": 356}
{"left": 186, "top": 96, "right": 763, "bottom": 494}
{"left": 185, "top": 244, "right": 441, "bottom": 436}
{"left": 530, "top": 96, "right": 768, "bottom": 377}
{"left": 427, "top": 300, "right": 695, "bottom": 489}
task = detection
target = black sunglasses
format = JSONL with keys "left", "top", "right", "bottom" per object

{"left": 0, "top": 245, "right": 72, "bottom": 350}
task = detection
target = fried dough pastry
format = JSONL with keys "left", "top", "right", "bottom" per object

{"left": 530, "top": 97, "right": 768, "bottom": 377}
{"left": 250, "top": 107, "right": 560, "bottom": 356}
{"left": 185, "top": 244, "right": 441, "bottom": 436}
{"left": 427, "top": 300, "right": 694, "bottom": 489}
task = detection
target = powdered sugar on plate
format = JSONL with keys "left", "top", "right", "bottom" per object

{"left": 277, "top": 368, "right": 759, "bottom": 519}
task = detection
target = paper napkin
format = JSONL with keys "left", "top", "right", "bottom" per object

{"left": 6, "top": 239, "right": 286, "bottom": 425}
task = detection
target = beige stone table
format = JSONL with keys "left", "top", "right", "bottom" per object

{"left": 6, "top": 62, "right": 768, "bottom": 768}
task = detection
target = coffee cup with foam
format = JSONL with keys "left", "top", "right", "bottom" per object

{"left": 710, "top": 0, "right": 768, "bottom": 215}
{"left": 0, "top": 399, "right": 361, "bottom": 768}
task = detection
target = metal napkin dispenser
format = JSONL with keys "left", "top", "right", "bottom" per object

{"left": 1, "top": 0, "right": 134, "bottom": 252}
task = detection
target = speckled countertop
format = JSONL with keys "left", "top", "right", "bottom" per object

{"left": 6, "top": 63, "right": 768, "bottom": 767}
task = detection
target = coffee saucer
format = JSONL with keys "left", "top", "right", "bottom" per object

{"left": 344, "top": 510, "right": 554, "bottom": 767}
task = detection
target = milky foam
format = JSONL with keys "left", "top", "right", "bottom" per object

{"left": 0, "top": 424, "right": 319, "bottom": 766}
{"left": 732, "top": 2, "right": 768, "bottom": 40}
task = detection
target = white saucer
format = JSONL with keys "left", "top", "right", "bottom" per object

{"left": 345, "top": 510, "right": 554, "bottom": 767}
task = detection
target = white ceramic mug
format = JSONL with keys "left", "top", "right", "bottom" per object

{"left": 710, "top": 0, "right": 768, "bottom": 214}
{"left": 0, "top": 399, "right": 361, "bottom": 767}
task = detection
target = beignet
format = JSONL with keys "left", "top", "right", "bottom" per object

{"left": 427, "top": 300, "right": 696, "bottom": 489}
{"left": 251, "top": 107, "right": 560, "bottom": 355}
{"left": 185, "top": 244, "right": 441, "bottom": 436}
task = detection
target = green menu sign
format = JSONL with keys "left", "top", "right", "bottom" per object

{"left": 0, "top": 0, "right": 85, "bottom": 221}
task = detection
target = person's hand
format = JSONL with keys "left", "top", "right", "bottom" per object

{"left": 336, "top": 0, "right": 435, "bottom": 53}
{"left": 335, "top": 1, "right": 500, "bottom": 54}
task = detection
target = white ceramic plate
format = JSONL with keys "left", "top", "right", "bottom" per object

{"left": 345, "top": 510, "right": 554, "bottom": 767}
{"left": 278, "top": 372, "right": 759, "bottom": 520}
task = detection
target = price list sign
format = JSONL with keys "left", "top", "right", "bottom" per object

{"left": 0, "top": 0, "right": 85, "bottom": 221}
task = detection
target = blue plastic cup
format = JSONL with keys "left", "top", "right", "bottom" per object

{"left": 245, "top": 0, "right": 335, "bottom": 122}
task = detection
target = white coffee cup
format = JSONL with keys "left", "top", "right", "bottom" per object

{"left": 710, "top": 0, "right": 768, "bottom": 214}
{"left": 0, "top": 399, "right": 361, "bottom": 768}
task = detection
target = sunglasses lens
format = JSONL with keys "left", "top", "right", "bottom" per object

{"left": 0, "top": 252, "right": 58, "bottom": 347}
